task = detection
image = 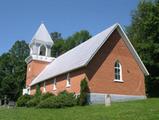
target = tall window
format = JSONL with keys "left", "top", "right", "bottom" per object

{"left": 43, "top": 82, "right": 46, "bottom": 92}
{"left": 114, "top": 61, "right": 122, "bottom": 81}
{"left": 53, "top": 78, "right": 56, "bottom": 90}
{"left": 66, "top": 73, "right": 71, "bottom": 87}
{"left": 39, "top": 45, "right": 46, "bottom": 56}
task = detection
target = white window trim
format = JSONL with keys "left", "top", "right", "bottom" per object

{"left": 43, "top": 82, "right": 46, "bottom": 93}
{"left": 114, "top": 79, "right": 124, "bottom": 82}
{"left": 53, "top": 78, "right": 56, "bottom": 90}
{"left": 114, "top": 61, "right": 124, "bottom": 82}
{"left": 66, "top": 73, "right": 71, "bottom": 87}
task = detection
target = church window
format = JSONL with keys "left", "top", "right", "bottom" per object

{"left": 66, "top": 73, "right": 71, "bottom": 87}
{"left": 39, "top": 45, "right": 46, "bottom": 56}
{"left": 114, "top": 61, "right": 123, "bottom": 82}
{"left": 43, "top": 82, "right": 46, "bottom": 92}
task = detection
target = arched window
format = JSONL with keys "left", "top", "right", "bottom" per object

{"left": 39, "top": 45, "right": 46, "bottom": 56}
{"left": 114, "top": 61, "right": 122, "bottom": 81}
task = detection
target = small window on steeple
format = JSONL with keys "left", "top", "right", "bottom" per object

{"left": 39, "top": 45, "right": 46, "bottom": 56}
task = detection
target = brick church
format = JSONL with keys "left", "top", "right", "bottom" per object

{"left": 23, "top": 23, "right": 149, "bottom": 103}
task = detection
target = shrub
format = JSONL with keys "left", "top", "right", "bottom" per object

{"left": 35, "top": 84, "right": 41, "bottom": 97}
{"left": 40, "top": 92, "right": 54, "bottom": 101}
{"left": 16, "top": 94, "right": 32, "bottom": 107}
{"left": 26, "top": 84, "right": 44, "bottom": 107}
{"left": 26, "top": 96, "right": 41, "bottom": 107}
{"left": 78, "top": 78, "right": 89, "bottom": 106}
{"left": 37, "top": 96, "right": 59, "bottom": 108}
{"left": 37, "top": 91, "right": 77, "bottom": 108}
{"left": 58, "top": 91, "right": 77, "bottom": 107}
{"left": 58, "top": 90, "right": 68, "bottom": 96}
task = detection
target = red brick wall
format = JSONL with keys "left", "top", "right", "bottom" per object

{"left": 86, "top": 29, "right": 146, "bottom": 96}
{"left": 26, "top": 60, "right": 49, "bottom": 87}
{"left": 30, "top": 68, "right": 85, "bottom": 95}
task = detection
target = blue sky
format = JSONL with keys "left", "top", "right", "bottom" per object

{"left": 0, "top": 0, "right": 139, "bottom": 55}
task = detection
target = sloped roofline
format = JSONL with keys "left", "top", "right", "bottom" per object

{"left": 85, "top": 23, "right": 149, "bottom": 76}
{"left": 117, "top": 24, "right": 149, "bottom": 75}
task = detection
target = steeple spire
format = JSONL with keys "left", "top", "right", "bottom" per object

{"left": 25, "top": 23, "right": 54, "bottom": 64}
{"left": 31, "top": 23, "right": 54, "bottom": 46}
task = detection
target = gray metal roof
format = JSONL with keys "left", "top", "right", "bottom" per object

{"left": 30, "top": 23, "right": 149, "bottom": 86}
{"left": 31, "top": 23, "right": 53, "bottom": 45}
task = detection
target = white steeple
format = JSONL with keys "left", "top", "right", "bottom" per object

{"left": 25, "top": 23, "right": 55, "bottom": 64}
{"left": 31, "top": 23, "right": 54, "bottom": 46}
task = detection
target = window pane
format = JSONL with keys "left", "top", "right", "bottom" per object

{"left": 115, "top": 68, "right": 120, "bottom": 74}
{"left": 118, "top": 69, "right": 120, "bottom": 74}
{"left": 115, "top": 62, "right": 118, "bottom": 67}
{"left": 114, "top": 61, "right": 122, "bottom": 80}
{"left": 115, "top": 74, "right": 118, "bottom": 79}
{"left": 118, "top": 75, "right": 120, "bottom": 80}
{"left": 115, "top": 68, "right": 118, "bottom": 73}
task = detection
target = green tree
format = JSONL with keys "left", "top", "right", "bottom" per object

{"left": 35, "top": 84, "right": 42, "bottom": 97}
{"left": 65, "top": 30, "right": 91, "bottom": 51}
{"left": 50, "top": 32, "right": 65, "bottom": 57}
{"left": 51, "top": 30, "right": 91, "bottom": 57}
{"left": 126, "top": 0, "right": 159, "bottom": 97}
{"left": 0, "top": 40, "right": 29, "bottom": 100}
{"left": 78, "top": 78, "right": 89, "bottom": 106}
{"left": 50, "top": 32, "right": 62, "bottom": 42}
{"left": 51, "top": 39, "right": 65, "bottom": 57}
{"left": 0, "top": 53, "right": 13, "bottom": 99}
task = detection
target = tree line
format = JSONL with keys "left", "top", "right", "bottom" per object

{"left": 126, "top": 0, "right": 159, "bottom": 97}
{"left": 0, "top": 0, "right": 158, "bottom": 100}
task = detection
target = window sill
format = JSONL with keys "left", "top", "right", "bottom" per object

{"left": 66, "top": 84, "right": 71, "bottom": 88}
{"left": 114, "top": 79, "right": 124, "bottom": 83}
{"left": 53, "top": 88, "right": 56, "bottom": 91}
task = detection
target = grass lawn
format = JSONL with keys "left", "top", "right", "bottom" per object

{"left": 0, "top": 98, "right": 158, "bottom": 120}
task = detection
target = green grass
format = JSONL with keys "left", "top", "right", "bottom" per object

{"left": 0, "top": 98, "right": 159, "bottom": 120}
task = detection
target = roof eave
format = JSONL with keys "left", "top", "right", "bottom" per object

{"left": 116, "top": 24, "right": 149, "bottom": 76}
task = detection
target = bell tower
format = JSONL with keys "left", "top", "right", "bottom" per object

{"left": 23, "top": 23, "right": 54, "bottom": 94}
